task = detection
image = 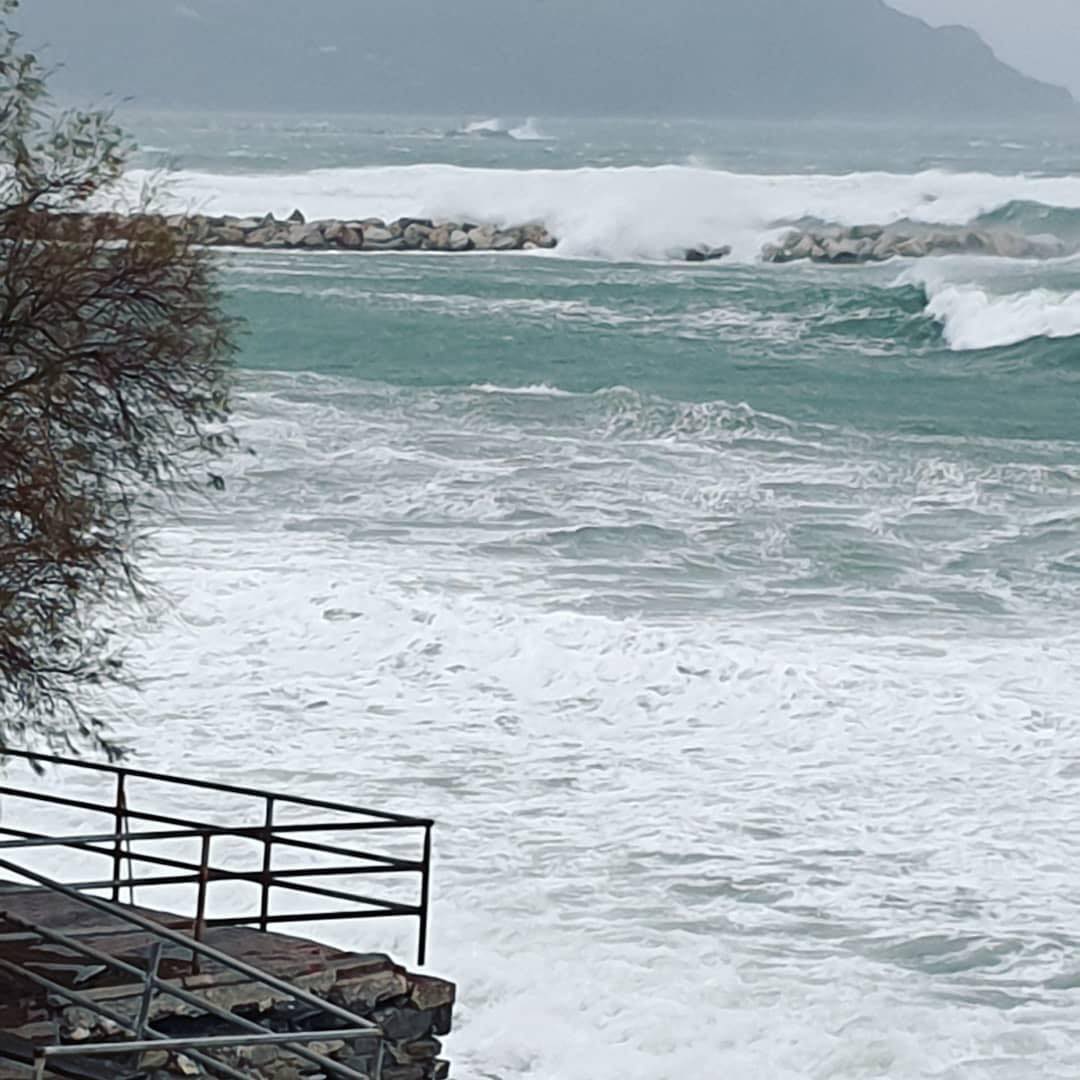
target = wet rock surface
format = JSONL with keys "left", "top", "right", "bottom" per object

{"left": 172, "top": 212, "right": 558, "bottom": 254}
{"left": 761, "top": 224, "right": 1068, "bottom": 264}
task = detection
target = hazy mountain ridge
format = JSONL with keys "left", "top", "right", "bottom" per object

{"left": 15, "top": 0, "right": 1077, "bottom": 116}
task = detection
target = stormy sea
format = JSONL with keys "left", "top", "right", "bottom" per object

{"left": 73, "top": 113, "right": 1080, "bottom": 1078}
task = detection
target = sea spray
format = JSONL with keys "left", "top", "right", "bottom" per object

{"left": 125, "top": 164, "right": 1080, "bottom": 262}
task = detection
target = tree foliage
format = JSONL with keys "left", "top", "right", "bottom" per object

{"left": 0, "top": 0, "right": 236, "bottom": 754}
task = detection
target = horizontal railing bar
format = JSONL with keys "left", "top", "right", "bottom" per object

{"left": 265, "top": 862, "right": 422, "bottom": 877}
{"left": 0, "top": 827, "right": 239, "bottom": 848}
{"left": 246, "top": 831, "right": 423, "bottom": 867}
{"left": 15, "top": 840, "right": 232, "bottom": 882}
{"left": 57, "top": 861, "right": 422, "bottom": 893}
{"left": 8, "top": 834, "right": 417, "bottom": 882}
{"left": 40, "top": 1027, "right": 380, "bottom": 1059}
{"left": 266, "top": 877, "right": 418, "bottom": 913}
{"left": 0, "top": 823, "right": 423, "bottom": 878}
{"left": 0, "top": 785, "right": 420, "bottom": 833}
{"left": 0, "top": 748, "right": 433, "bottom": 826}
{"left": 259, "top": 821, "right": 422, "bottom": 835}
{"left": 62, "top": 873, "right": 200, "bottom": 891}
{"left": 208, "top": 909, "right": 418, "bottom": 926}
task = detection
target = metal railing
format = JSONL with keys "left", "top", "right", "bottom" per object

{"left": 0, "top": 749, "right": 434, "bottom": 965}
{"left": 32, "top": 1031, "right": 379, "bottom": 1080}
{"left": 0, "top": 861, "right": 385, "bottom": 1080}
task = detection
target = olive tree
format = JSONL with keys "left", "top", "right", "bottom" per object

{"left": 0, "top": 0, "right": 236, "bottom": 755}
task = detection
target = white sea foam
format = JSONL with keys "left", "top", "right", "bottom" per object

{"left": 454, "top": 117, "right": 553, "bottom": 141}
{"left": 902, "top": 263, "right": 1080, "bottom": 351}
{"left": 460, "top": 117, "right": 505, "bottom": 136}
{"left": 124, "top": 163, "right": 1080, "bottom": 262}
{"left": 927, "top": 283, "right": 1080, "bottom": 350}
{"left": 508, "top": 118, "right": 554, "bottom": 142}
{"left": 28, "top": 375, "right": 1079, "bottom": 1080}
{"left": 469, "top": 382, "right": 579, "bottom": 397}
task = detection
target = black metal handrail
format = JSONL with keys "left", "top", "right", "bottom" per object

{"left": 0, "top": 748, "right": 434, "bottom": 964}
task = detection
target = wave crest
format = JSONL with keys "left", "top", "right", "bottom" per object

{"left": 452, "top": 118, "right": 554, "bottom": 142}
{"left": 925, "top": 282, "right": 1080, "bottom": 351}
{"left": 127, "top": 164, "right": 1080, "bottom": 263}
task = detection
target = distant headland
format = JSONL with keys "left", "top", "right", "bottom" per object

{"left": 17, "top": 0, "right": 1076, "bottom": 118}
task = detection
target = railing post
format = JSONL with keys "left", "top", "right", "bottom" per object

{"left": 259, "top": 797, "right": 275, "bottom": 933}
{"left": 135, "top": 942, "right": 164, "bottom": 1038}
{"left": 192, "top": 832, "right": 212, "bottom": 975}
{"left": 417, "top": 824, "right": 432, "bottom": 967}
{"left": 111, "top": 772, "right": 127, "bottom": 903}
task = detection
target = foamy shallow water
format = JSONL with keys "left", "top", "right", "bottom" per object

{"left": 66, "top": 364, "right": 1076, "bottom": 1080}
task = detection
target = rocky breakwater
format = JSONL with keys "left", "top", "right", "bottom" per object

{"left": 167, "top": 209, "right": 559, "bottom": 253}
{"left": 762, "top": 224, "right": 1068, "bottom": 264}
{"left": 149, "top": 212, "right": 734, "bottom": 262}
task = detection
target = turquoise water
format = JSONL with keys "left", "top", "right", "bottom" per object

{"left": 105, "top": 112, "right": 1080, "bottom": 1078}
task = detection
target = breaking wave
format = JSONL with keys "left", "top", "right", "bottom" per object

{"left": 925, "top": 282, "right": 1080, "bottom": 351}
{"left": 898, "top": 260, "right": 1080, "bottom": 351}
{"left": 508, "top": 118, "right": 554, "bottom": 142}
{"left": 125, "top": 163, "right": 1080, "bottom": 262}
{"left": 451, "top": 117, "right": 554, "bottom": 141}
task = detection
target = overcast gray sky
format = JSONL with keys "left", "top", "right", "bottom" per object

{"left": 888, "top": 0, "right": 1080, "bottom": 96}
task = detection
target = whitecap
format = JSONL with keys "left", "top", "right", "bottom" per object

{"left": 469, "top": 382, "right": 579, "bottom": 397}
{"left": 508, "top": 118, "right": 554, "bottom": 142}
{"left": 926, "top": 282, "right": 1080, "bottom": 351}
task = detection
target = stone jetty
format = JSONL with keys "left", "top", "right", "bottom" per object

{"left": 762, "top": 224, "right": 1067, "bottom": 264}
{"left": 36, "top": 210, "right": 1071, "bottom": 265}
{"left": 161, "top": 210, "right": 559, "bottom": 253}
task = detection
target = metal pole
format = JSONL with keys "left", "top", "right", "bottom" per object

{"left": 259, "top": 797, "right": 275, "bottom": 932}
{"left": 40, "top": 1028, "right": 380, "bottom": 1059}
{"left": 192, "top": 832, "right": 211, "bottom": 975}
{"left": 134, "top": 942, "right": 164, "bottom": 1039}
{"left": 110, "top": 771, "right": 126, "bottom": 903}
{"left": 417, "top": 823, "right": 432, "bottom": 966}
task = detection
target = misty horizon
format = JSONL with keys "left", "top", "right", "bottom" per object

{"left": 13, "top": 0, "right": 1078, "bottom": 119}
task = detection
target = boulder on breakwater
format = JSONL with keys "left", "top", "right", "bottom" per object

{"left": 161, "top": 211, "right": 560, "bottom": 253}
{"left": 762, "top": 224, "right": 1067, "bottom": 264}
{"left": 683, "top": 243, "right": 732, "bottom": 263}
